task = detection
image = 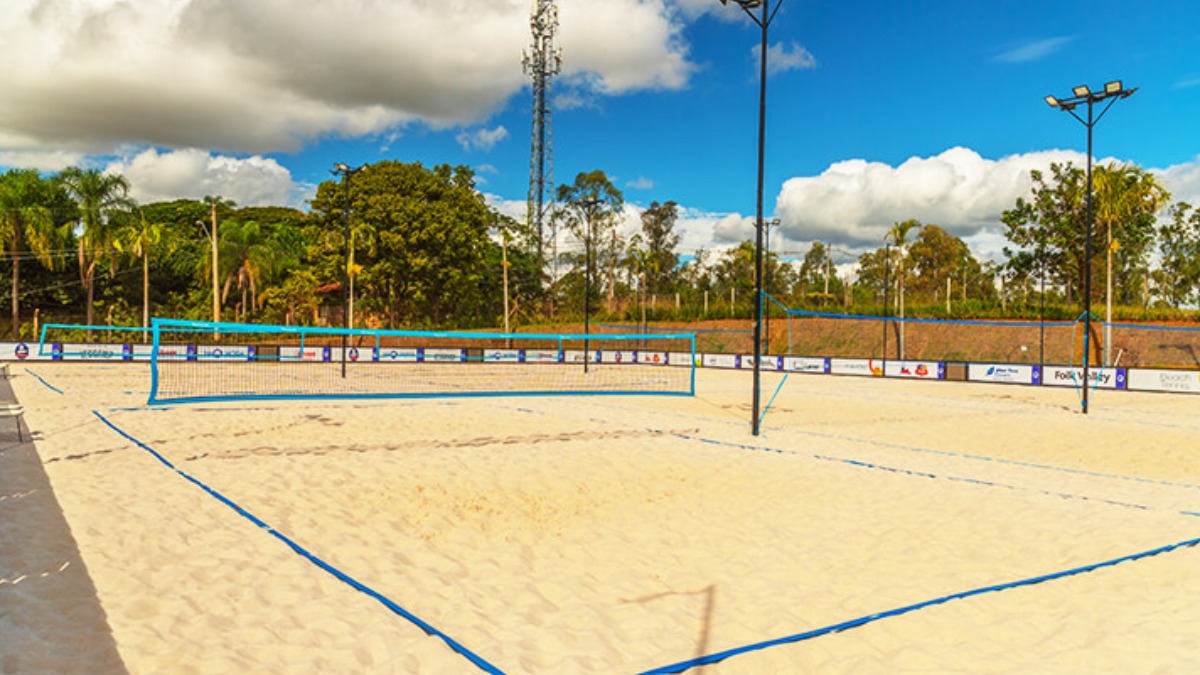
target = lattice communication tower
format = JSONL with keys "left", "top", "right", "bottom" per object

{"left": 522, "top": 0, "right": 562, "bottom": 259}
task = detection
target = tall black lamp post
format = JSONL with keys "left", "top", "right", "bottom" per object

{"left": 718, "top": 0, "right": 783, "bottom": 436}
{"left": 1044, "top": 80, "right": 1135, "bottom": 414}
{"left": 578, "top": 197, "right": 601, "bottom": 374}
{"left": 332, "top": 162, "right": 368, "bottom": 378}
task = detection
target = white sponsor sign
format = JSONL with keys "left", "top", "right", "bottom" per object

{"left": 1126, "top": 368, "right": 1200, "bottom": 394}
{"left": 524, "top": 349, "right": 560, "bottom": 363}
{"left": 563, "top": 350, "right": 601, "bottom": 364}
{"left": 635, "top": 351, "right": 669, "bottom": 365}
{"left": 784, "top": 357, "right": 828, "bottom": 373}
{"left": 829, "top": 358, "right": 882, "bottom": 377}
{"left": 668, "top": 352, "right": 694, "bottom": 368}
{"left": 132, "top": 344, "right": 190, "bottom": 361}
{"left": 968, "top": 363, "right": 1039, "bottom": 385}
{"left": 59, "top": 342, "right": 128, "bottom": 361}
{"left": 280, "top": 346, "right": 326, "bottom": 362}
{"left": 423, "top": 348, "right": 465, "bottom": 363}
{"left": 702, "top": 353, "right": 739, "bottom": 369}
{"left": 1043, "top": 366, "right": 1125, "bottom": 389}
{"left": 597, "top": 350, "right": 631, "bottom": 364}
{"left": 195, "top": 345, "right": 252, "bottom": 361}
{"left": 484, "top": 349, "right": 522, "bottom": 362}
{"left": 0, "top": 341, "right": 56, "bottom": 361}
{"left": 740, "top": 355, "right": 783, "bottom": 371}
{"left": 375, "top": 348, "right": 420, "bottom": 362}
{"left": 885, "top": 360, "right": 943, "bottom": 379}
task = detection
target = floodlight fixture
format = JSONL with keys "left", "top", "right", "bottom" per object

{"left": 1044, "top": 95, "right": 1059, "bottom": 108}
{"left": 1073, "top": 84, "right": 1091, "bottom": 97}
{"left": 1105, "top": 80, "right": 1122, "bottom": 94}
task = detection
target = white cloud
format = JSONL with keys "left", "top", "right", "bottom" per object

{"left": 456, "top": 126, "right": 509, "bottom": 152}
{"left": 775, "top": 147, "right": 1089, "bottom": 247}
{"left": 626, "top": 177, "right": 655, "bottom": 190}
{"left": 1156, "top": 155, "right": 1200, "bottom": 207}
{"left": 762, "top": 42, "right": 818, "bottom": 76}
{"left": 106, "top": 148, "right": 305, "bottom": 208}
{"left": 992, "top": 36, "right": 1075, "bottom": 64}
{"left": 0, "top": 0, "right": 698, "bottom": 157}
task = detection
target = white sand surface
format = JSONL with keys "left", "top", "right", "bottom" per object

{"left": 3, "top": 363, "right": 1199, "bottom": 673}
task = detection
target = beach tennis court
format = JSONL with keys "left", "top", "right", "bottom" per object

{"left": 5, "top": 364, "right": 1200, "bottom": 673}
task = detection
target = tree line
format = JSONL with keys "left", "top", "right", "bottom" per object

{"left": 1, "top": 158, "right": 1196, "bottom": 341}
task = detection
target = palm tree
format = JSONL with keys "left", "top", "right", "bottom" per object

{"left": 1092, "top": 164, "right": 1170, "bottom": 364}
{"left": 58, "top": 167, "right": 134, "bottom": 339}
{"left": 0, "top": 169, "right": 68, "bottom": 339}
{"left": 201, "top": 196, "right": 237, "bottom": 325}
{"left": 219, "top": 220, "right": 278, "bottom": 322}
{"left": 114, "top": 209, "right": 167, "bottom": 337}
{"left": 885, "top": 219, "right": 921, "bottom": 360}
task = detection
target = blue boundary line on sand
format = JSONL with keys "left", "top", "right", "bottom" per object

{"left": 637, "top": 533, "right": 1200, "bottom": 674}
{"left": 673, "top": 432, "right": 1200, "bottom": 517}
{"left": 24, "top": 368, "right": 64, "bottom": 395}
{"left": 91, "top": 410, "right": 506, "bottom": 675}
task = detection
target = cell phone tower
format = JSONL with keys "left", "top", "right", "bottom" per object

{"left": 522, "top": 0, "right": 561, "bottom": 259}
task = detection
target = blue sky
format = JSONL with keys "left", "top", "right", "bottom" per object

{"left": 2, "top": 0, "right": 1198, "bottom": 262}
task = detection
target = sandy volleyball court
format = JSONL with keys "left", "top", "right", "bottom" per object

{"left": 3, "top": 363, "right": 1199, "bottom": 673}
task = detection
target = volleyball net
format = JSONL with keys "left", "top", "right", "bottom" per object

{"left": 146, "top": 318, "right": 695, "bottom": 405}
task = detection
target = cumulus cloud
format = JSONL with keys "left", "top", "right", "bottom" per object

{"left": 1156, "top": 155, "right": 1200, "bottom": 207}
{"left": 0, "top": 0, "right": 697, "bottom": 158}
{"left": 107, "top": 148, "right": 305, "bottom": 208}
{"left": 762, "top": 42, "right": 818, "bottom": 76}
{"left": 456, "top": 126, "right": 509, "bottom": 152}
{"left": 774, "top": 147, "right": 1089, "bottom": 247}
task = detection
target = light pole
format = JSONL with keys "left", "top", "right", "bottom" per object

{"left": 1045, "top": 80, "right": 1136, "bottom": 414}
{"left": 763, "top": 217, "right": 779, "bottom": 354}
{"left": 882, "top": 242, "right": 890, "bottom": 370}
{"left": 718, "top": 0, "right": 783, "bottom": 436}
{"left": 578, "top": 197, "right": 600, "bottom": 374}
{"left": 332, "top": 162, "right": 368, "bottom": 378}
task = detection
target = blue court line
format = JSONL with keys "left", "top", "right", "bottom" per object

{"left": 23, "top": 368, "right": 64, "bottom": 395}
{"left": 672, "top": 433, "right": 1199, "bottom": 518}
{"left": 784, "top": 426, "right": 1200, "bottom": 493}
{"left": 638, "top": 534, "right": 1200, "bottom": 674}
{"left": 91, "top": 410, "right": 506, "bottom": 675}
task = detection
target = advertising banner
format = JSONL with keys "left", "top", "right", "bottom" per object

{"left": 132, "top": 344, "right": 192, "bottom": 361}
{"left": 1126, "top": 368, "right": 1200, "bottom": 394}
{"left": 376, "top": 348, "right": 420, "bottom": 362}
{"left": 59, "top": 342, "right": 130, "bottom": 361}
{"left": 279, "top": 346, "right": 327, "bottom": 362}
{"left": 195, "top": 345, "right": 253, "bottom": 361}
{"left": 829, "top": 358, "right": 882, "bottom": 377}
{"left": 484, "top": 348, "right": 522, "bottom": 363}
{"left": 739, "top": 355, "right": 783, "bottom": 371}
{"left": 524, "top": 349, "right": 561, "bottom": 363}
{"left": 968, "top": 363, "right": 1040, "bottom": 385}
{"left": 423, "top": 348, "right": 466, "bottom": 363}
{"left": 562, "top": 350, "right": 604, "bottom": 364}
{"left": 635, "top": 351, "right": 669, "bottom": 366}
{"left": 884, "top": 360, "right": 944, "bottom": 379}
{"left": 0, "top": 341, "right": 57, "bottom": 362}
{"left": 784, "top": 357, "right": 829, "bottom": 374}
{"left": 702, "top": 353, "right": 739, "bottom": 369}
{"left": 1043, "top": 366, "right": 1126, "bottom": 389}
{"left": 667, "top": 352, "right": 694, "bottom": 368}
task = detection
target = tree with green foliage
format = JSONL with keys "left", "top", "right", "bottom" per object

{"left": 309, "top": 161, "right": 497, "bottom": 327}
{"left": 555, "top": 171, "right": 624, "bottom": 316}
{"left": 1157, "top": 202, "right": 1200, "bottom": 307}
{"left": 0, "top": 169, "right": 70, "bottom": 338}
{"left": 1002, "top": 162, "right": 1168, "bottom": 308}
{"left": 57, "top": 167, "right": 135, "bottom": 337}
{"left": 636, "top": 201, "right": 681, "bottom": 299}
{"left": 114, "top": 209, "right": 167, "bottom": 331}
